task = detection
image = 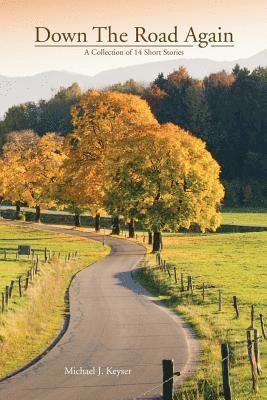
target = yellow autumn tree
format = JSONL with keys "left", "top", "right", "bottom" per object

{"left": 64, "top": 90, "right": 158, "bottom": 231}
{"left": 104, "top": 123, "right": 224, "bottom": 251}
{"left": 57, "top": 146, "right": 105, "bottom": 228}
{"left": 1, "top": 130, "right": 39, "bottom": 218}
{"left": 2, "top": 130, "right": 65, "bottom": 222}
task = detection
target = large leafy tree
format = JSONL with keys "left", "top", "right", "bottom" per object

{"left": 57, "top": 142, "right": 105, "bottom": 228}
{"left": 2, "top": 130, "right": 65, "bottom": 222}
{"left": 105, "top": 123, "right": 224, "bottom": 251}
{"left": 66, "top": 90, "right": 158, "bottom": 233}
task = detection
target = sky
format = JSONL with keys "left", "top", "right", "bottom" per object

{"left": 0, "top": 0, "right": 267, "bottom": 77}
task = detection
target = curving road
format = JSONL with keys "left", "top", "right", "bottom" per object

{"left": 0, "top": 222, "right": 199, "bottom": 400}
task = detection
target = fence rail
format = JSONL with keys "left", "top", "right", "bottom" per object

{"left": 0, "top": 248, "right": 80, "bottom": 314}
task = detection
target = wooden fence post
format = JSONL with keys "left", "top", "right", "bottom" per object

{"left": 44, "top": 247, "right": 48, "bottom": 262}
{"left": 181, "top": 273, "right": 184, "bottom": 292}
{"left": 219, "top": 289, "right": 222, "bottom": 312}
{"left": 174, "top": 267, "right": 177, "bottom": 284}
{"left": 187, "top": 276, "right": 193, "bottom": 293}
{"left": 35, "top": 259, "right": 39, "bottom": 274}
{"left": 5, "top": 286, "right": 9, "bottom": 305}
{"left": 25, "top": 274, "right": 29, "bottom": 290}
{"left": 1, "top": 292, "right": 4, "bottom": 312}
{"left": 163, "top": 260, "right": 167, "bottom": 273}
{"left": 202, "top": 283, "right": 205, "bottom": 302}
{"left": 187, "top": 276, "right": 190, "bottom": 291}
{"left": 162, "top": 359, "right": 174, "bottom": 400}
{"left": 166, "top": 264, "right": 171, "bottom": 278}
{"left": 233, "top": 296, "right": 239, "bottom": 319}
{"left": 251, "top": 305, "right": 255, "bottom": 328}
{"left": 18, "top": 277, "right": 22, "bottom": 297}
{"left": 247, "top": 329, "right": 259, "bottom": 393}
{"left": 253, "top": 328, "right": 262, "bottom": 375}
{"left": 8, "top": 281, "right": 14, "bottom": 298}
{"left": 221, "top": 343, "right": 232, "bottom": 400}
{"left": 259, "top": 314, "right": 266, "bottom": 339}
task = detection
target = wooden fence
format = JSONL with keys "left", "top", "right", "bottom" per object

{"left": 0, "top": 248, "right": 79, "bottom": 314}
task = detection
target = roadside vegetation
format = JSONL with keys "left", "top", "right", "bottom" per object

{"left": 0, "top": 224, "right": 109, "bottom": 378}
{"left": 135, "top": 230, "right": 267, "bottom": 399}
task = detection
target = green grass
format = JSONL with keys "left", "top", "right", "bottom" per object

{"left": 0, "top": 224, "right": 109, "bottom": 378}
{"left": 222, "top": 209, "right": 267, "bottom": 226}
{"left": 136, "top": 231, "right": 267, "bottom": 399}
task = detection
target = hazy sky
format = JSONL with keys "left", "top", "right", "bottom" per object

{"left": 0, "top": 0, "right": 266, "bottom": 77}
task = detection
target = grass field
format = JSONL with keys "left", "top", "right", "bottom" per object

{"left": 0, "top": 224, "right": 109, "bottom": 378}
{"left": 222, "top": 209, "right": 267, "bottom": 226}
{"left": 136, "top": 231, "right": 267, "bottom": 399}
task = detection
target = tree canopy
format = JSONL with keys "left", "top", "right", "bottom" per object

{"left": 1, "top": 130, "right": 65, "bottom": 221}
{"left": 104, "top": 123, "right": 224, "bottom": 249}
{"left": 1, "top": 66, "right": 266, "bottom": 206}
{"left": 142, "top": 66, "right": 267, "bottom": 206}
{"left": 0, "top": 90, "right": 225, "bottom": 249}
{"left": 0, "top": 83, "right": 81, "bottom": 147}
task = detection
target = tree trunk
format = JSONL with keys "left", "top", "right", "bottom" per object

{"left": 0, "top": 196, "right": 3, "bottom": 219}
{"left": 128, "top": 218, "right": 135, "bottom": 238}
{"left": 35, "top": 205, "right": 41, "bottom": 223}
{"left": 111, "top": 216, "right": 120, "bottom": 235}
{"left": 95, "top": 213, "right": 101, "bottom": 232}
{"left": 152, "top": 231, "right": 161, "bottom": 252}
{"left": 148, "top": 230, "right": 153, "bottom": 245}
{"left": 74, "top": 213, "right": 81, "bottom": 227}
{"left": 15, "top": 202, "right": 21, "bottom": 219}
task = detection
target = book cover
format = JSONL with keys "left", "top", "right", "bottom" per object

{"left": 0, "top": 1, "right": 266, "bottom": 399}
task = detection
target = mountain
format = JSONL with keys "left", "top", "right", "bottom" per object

{"left": 0, "top": 50, "right": 266, "bottom": 119}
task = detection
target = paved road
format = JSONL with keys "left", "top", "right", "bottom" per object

{"left": 0, "top": 222, "right": 199, "bottom": 400}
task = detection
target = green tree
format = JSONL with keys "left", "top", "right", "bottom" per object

{"left": 105, "top": 123, "right": 224, "bottom": 251}
{"left": 0, "top": 83, "right": 81, "bottom": 147}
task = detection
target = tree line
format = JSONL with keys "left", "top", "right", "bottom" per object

{"left": 0, "top": 92, "right": 224, "bottom": 251}
{"left": 142, "top": 66, "right": 267, "bottom": 207}
{"left": 0, "top": 66, "right": 266, "bottom": 207}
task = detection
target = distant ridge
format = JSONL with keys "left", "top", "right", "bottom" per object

{"left": 0, "top": 50, "right": 266, "bottom": 118}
